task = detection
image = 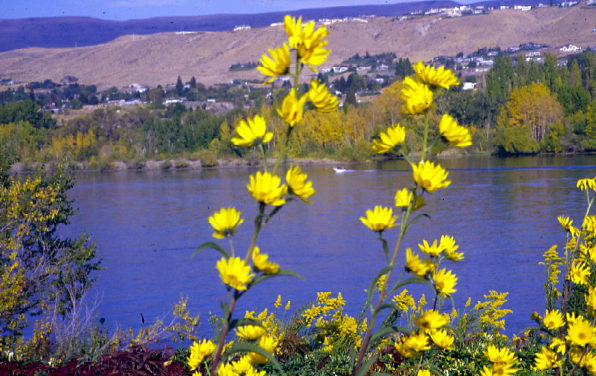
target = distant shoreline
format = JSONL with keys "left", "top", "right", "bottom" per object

{"left": 7, "top": 157, "right": 352, "bottom": 174}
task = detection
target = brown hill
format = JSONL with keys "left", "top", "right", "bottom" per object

{"left": 0, "top": 6, "right": 594, "bottom": 90}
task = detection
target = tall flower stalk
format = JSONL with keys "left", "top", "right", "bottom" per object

{"left": 354, "top": 62, "right": 468, "bottom": 375}
{"left": 192, "top": 15, "right": 337, "bottom": 376}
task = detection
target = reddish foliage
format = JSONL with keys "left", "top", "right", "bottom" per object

{"left": 0, "top": 345, "right": 191, "bottom": 376}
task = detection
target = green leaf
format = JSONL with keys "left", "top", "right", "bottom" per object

{"left": 366, "top": 266, "right": 393, "bottom": 312}
{"left": 248, "top": 268, "right": 306, "bottom": 288}
{"left": 405, "top": 213, "right": 431, "bottom": 233}
{"left": 221, "top": 300, "right": 230, "bottom": 321}
{"left": 378, "top": 236, "right": 390, "bottom": 264}
{"left": 428, "top": 363, "right": 446, "bottom": 376}
{"left": 264, "top": 205, "right": 284, "bottom": 224}
{"left": 348, "top": 345, "right": 358, "bottom": 370}
{"left": 355, "top": 354, "right": 379, "bottom": 376}
{"left": 192, "top": 242, "right": 229, "bottom": 258}
{"left": 222, "top": 343, "right": 285, "bottom": 375}
{"left": 389, "top": 276, "right": 433, "bottom": 295}
{"left": 369, "top": 325, "right": 409, "bottom": 346}
{"left": 371, "top": 302, "right": 398, "bottom": 323}
{"left": 229, "top": 318, "right": 264, "bottom": 331}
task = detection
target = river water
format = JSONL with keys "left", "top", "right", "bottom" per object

{"left": 63, "top": 155, "right": 596, "bottom": 339}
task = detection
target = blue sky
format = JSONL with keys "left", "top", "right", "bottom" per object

{"left": 2, "top": 0, "right": 441, "bottom": 20}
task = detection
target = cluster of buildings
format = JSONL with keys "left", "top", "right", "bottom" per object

{"left": 270, "top": 15, "right": 374, "bottom": 28}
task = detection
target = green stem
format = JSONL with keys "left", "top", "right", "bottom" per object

{"left": 354, "top": 196, "right": 416, "bottom": 374}
{"left": 561, "top": 191, "right": 594, "bottom": 320}
{"left": 272, "top": 126, "right": 293, "bottom": 176}
{"left": 420, "top": 112, "right": 430, "bottom": 162}
{"left": 258, "top": 144, "right": 267, "bottom": 173}
{"left": 210, "top": 290, "right": 239, "bottom": 376}
{"left": 246, "top": 203, "right": 266, "bottom": 263}
{"left": 413, "top": 351, "right": 426, "bottom": 375}
{"left": 228, "top": 237, "right": 235, "bottom": 258}
{"left": 272, "top": 50, "right": 301, "bottom": 176}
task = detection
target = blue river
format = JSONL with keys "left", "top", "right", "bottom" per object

{"left": 62, "top": 154, "right": 596, "bottom": 340}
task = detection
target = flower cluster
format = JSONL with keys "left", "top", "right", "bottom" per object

{"left": 301, "top": 292, "right": 367, "bottom": 350}
{"left": 479, "top": 345, "right": 519, "bottom": 376}
{"left": 195, "top": 15, "right": 343, "bottom": 376}
{"left": 354, "top": 61, "right": 471, "bottom": 376}
{"left": 394, "top": 309, "right": 454, "bottom": 358}
{"left": 530, "top": 181, "right": 596, "bottom": 374}
{"left": 405, "top": 235, "right": 463, "bottom": 298}
{"left": 187, "top": 339, "right": 217, "bottom": 371}
{"left": 208, "top": 207, "right": 244, "bottom": 239}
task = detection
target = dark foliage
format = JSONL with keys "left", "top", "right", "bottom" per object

{"left": 0, "top": 345, "right": 190, "bottom": 376}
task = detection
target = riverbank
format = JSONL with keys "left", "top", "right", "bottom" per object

{"left": 7, "top": 156, "right": 352, "bottom": 174}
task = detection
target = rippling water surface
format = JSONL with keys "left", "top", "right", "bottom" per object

{"left": 64, "top": 155, "right": 596, "bottom": 338}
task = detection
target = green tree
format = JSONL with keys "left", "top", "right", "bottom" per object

{"left": 0, "top": 101, "right": 56, "bottom": 129}
{"left": 515, "top": 53, "right": 527, "bottom": 87}
{"left": 176, "top": 76, "right": 184, "bottom": 96}
{"left": 541, "top": 53, "right": 559, "bottom": 91}
{"left": 0, "top": 165, "right": 101, "bottom": 354}
{"left": 395, "top": 58, "right": 415, "bottom": 78}
{"left": 493, "top": 126, "right": 539, "bottom": 155}
{"left": 528, "top": 60, "right": 540, "bottom": 84}
{"left": 569, "top": 59, "right": 582, "bottom": 87}
{"left": 181, "top": 109, "right": 220, "bottom": 150}
{"left": 498, "top": 82, "right": 563, "bottom": 144}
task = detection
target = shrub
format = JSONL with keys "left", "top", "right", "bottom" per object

{"left": 197, "top": 150, "right": 219, "bottom": 168}
{"left": 174, "top": 161, "right": 190, "bottom": 169}
{"left": 494, "top": 127, "right": 539, "bottom": 155}
{"left": 0, "top": 165, "right": 101, "bottom": 360}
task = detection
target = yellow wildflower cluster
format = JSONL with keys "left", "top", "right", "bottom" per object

{"left": 394, "top": 309, "right": 454, "bottom": 358}
{"left": 216, "top": 355, "right": 267, "bottom": 376}
{"left": 530, "top": 305, "right": 596, "bottom": 373}
{"left": 244, "top": 307, "right": 279, "bottom": 340}
{"left": 577, "top": 177, "right": 596, "bottom": 191}
{"left": 372, "top": 62, "right": 468, "bottom": 161}
{"left": 474, "top": 291, "right": 513, "bottom": 333}
{"left": 301, "top": 292, "right": 365, "bottom": 350}
{"left": 208, "top": 207, "right": 244, "bottom": 239}
{"left": 404, "top": 236, "right": 462, "bottom": 298}
{"left": 412, "top": 161, "right": 451, "bottom": 194}
{"left": 251, "top": 14, "right": 337, "bottom": 128}
{"left": 372, "top": 124, "right": 406, "bottom": 154}
{"left": 360, "top": 206, "right": 398, "bottom": 233}
{"left": 187, "top": 339, "right": 217, "bottom": 371}
{"left": 392, "top": 289, "right": 416, "bottom": 313}
{"left": 216, "top": 257, "right": 254, "bottom": 291}
{"left": 479, "top": 345, "right": 519, "bottom": 376}
{"left": 302, "top": 292, "right": 345, "bottom": 326}
{"left": 540, "top": 245, "right": 563, "bottom": 290}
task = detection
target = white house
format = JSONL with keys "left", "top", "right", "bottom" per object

{"left": 462, "top": 82, "right": 477, "bottom": 91}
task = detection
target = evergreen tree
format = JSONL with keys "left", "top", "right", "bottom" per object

{"left": 570, "top": 59, "right": 582, "bottom": 87}
{"left": 515, "top": 53, "right": 527, "bottom": 87}
{"left": 176, "top": 76, "right": 184, "bottom": 96}
{"left": 528, "top": 60, "right": 540, "bottom": 84}
{"left": 395, "top": 58, "right": 415, "bottom": 78}
{"left": 345, "top": 88, "right": 357, "bottom": 106}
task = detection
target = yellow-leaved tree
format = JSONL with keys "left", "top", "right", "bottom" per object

{"left": 499, "top": 82, "right": 563, "bottom": 143}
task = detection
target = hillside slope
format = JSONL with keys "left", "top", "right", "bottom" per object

{"left": 0, "top": 6, "right": 593, "bottom": 90}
